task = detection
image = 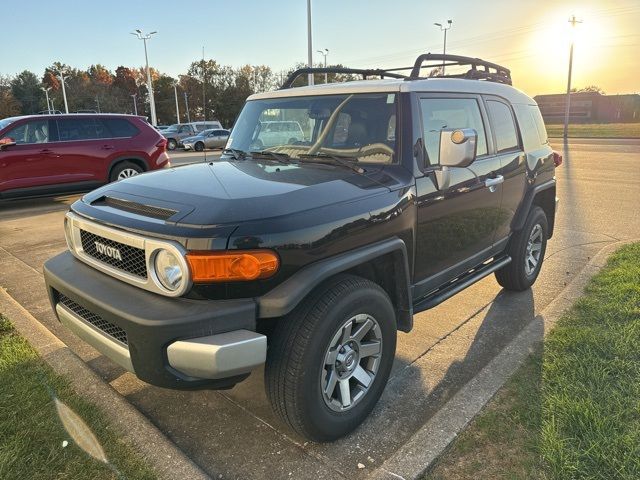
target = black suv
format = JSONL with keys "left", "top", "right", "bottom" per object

{"left": 44, "top": 55, "right": 560, "bottom": 442}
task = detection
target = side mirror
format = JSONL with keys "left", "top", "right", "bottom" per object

{"left": 0, "top": 137, "right": 16, "bottom": 151}
{"left": 438, "top": 128, "right": 477, "bottom": 168}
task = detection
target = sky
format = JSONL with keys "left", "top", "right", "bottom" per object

{"left": 1, "top": 0, "right": 638, "bottom": 97}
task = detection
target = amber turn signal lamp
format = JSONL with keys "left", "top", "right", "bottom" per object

{"left": 186, "top": 250, "right": 279, "bottom": 282}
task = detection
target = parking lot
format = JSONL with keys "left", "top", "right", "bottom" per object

{"left": 1, "top": 138, "right": 638, "bottom": 479}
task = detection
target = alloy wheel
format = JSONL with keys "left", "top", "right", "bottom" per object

{"left": 524, "top": 223, "right": 543, "bottom": 276}
{"left": 117, "top": 168, "right": 140, "bottom": 180}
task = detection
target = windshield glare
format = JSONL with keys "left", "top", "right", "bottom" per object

{"left": 227, "top": 93, "right": 398, "bottom": 164}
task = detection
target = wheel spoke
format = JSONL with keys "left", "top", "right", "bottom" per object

{"left": 340, "top": 322, "right": 353, "bottom": 345}
{"left": 325, "top": 348, "right": 339, "bottom": 365}
{"left": 339, "top": 379, "right": 351, "bottom": 407}
{"left": 530, "top": 243, "right": 542, "bottom": 252}
{"left": 324, "top": 370, "right": 338, "bottom": 396}
{"left": 352, "top": 365, "right": 372, "bottom": 388}
{"left": 359, "top": 340, "right": 381, "bottom": 358}
{"left": 351, "top": 318, "right": 373, "bottom": 342}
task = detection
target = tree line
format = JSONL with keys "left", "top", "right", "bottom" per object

{"left": 0, "top": 60, "right": 359, "bottom": 127}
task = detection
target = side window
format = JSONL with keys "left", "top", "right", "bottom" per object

{"left": 487, "top": 100, "right": 519, "bottom": 153}
{"left": 101, "top": 119, "right": 139, "bottom": 138}
{"left": 529, "top": 106, "right": 548, "bottom": 146}
{"left": 419, "top": 97, "right": 488, "bottom": 165}
{"left": 57, "top": 118, "right": 99, "bottom": 141}
{"left": 5, "top": 120, "right": 50, "bottom": 144}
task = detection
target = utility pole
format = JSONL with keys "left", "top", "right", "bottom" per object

{"left": 307, "top": 0, "right": 314, "bottom": 86}
{"left": 41, "top": 86, "right": 52, "bottom": 114}
{"left": 131, "top": 94, "right": 138, "bottom": 115}
{"left": 564, "top": 15, "right": 583, "bottom": 139}
{"left": 434, "top": 20, "right": 453, "bottom": 75}
{"left": 95, "top": 96, "right": 101, "bottom": 113}
{"left": 202, "top": 46, "right": 206, "bottom": 124}
{"left": 317, "top": 48, "right": 329, "bottom": 83}
{"left": 184, "top": 92, "right": 191, "bottom": 123}
{"left": 58, "top": 70, "right": 69, "bottom": 114}
{"left": 173, "top": 82, "right": 180, "bottom": 123}
{"left": 131, "top": 30, "right": 158, "bottom": 126}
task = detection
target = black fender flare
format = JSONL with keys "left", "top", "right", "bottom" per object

{"left": 512, "top": 178, "right": 556, "bottom": 232}
{"left": 257, "top": 237, "right": 414, "bottom": 332}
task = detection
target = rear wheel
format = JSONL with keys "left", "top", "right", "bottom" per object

{"left": 110, "top": 161, "right": 143, "bottom": 182}
{"left": 495, "top": 206, "right": 548, "bottom": 291}
{"left": 167, "top": 138, "right": 178, "bottom": 150}
{"left": 265, "top": 275, "right": 396, "bottom": 441}
{"left": 194, "top": 141, "right": 205, "bottom": 152}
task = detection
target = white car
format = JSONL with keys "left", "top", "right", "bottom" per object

{"left": 253, "top": 121, "right": 304, "bottom": 148}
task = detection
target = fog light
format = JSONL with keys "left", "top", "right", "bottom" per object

{"left": 153, "top": 249, "right": 184, "bottom": 291}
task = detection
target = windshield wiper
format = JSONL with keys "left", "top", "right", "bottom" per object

{"left": 298, "top": 153, "right": 365, "bottom": 174}
{"left": 221, "top": 148, "right": 249, "bottom": 160}
{"left": 249, "top": 150, "right": 293, "bottom": 165}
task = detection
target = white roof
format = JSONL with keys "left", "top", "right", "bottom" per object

{"left": 249, "top": 78, "right": 536, "bottom": 105}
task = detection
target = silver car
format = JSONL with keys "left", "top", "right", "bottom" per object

{"left": 182, "top": 129, "right": 231, "bottom": 151}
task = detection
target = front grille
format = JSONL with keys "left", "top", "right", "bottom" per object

{"left": 57, "top": 292, "right": 128, "bottom": 346}
{"left": 94, "top": 197, "right": 177, "bottom": 220}
{"left": 80, "top": 230, "right": 147, "bottom": 278}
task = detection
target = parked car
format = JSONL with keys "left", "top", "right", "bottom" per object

{"left": 43, "top": 54, "right": 561, "bottom": 442}
{"left": 253, "top": 120, "right": 304, "bottom": 148}
{"left": 0, "top": 114, "right": 170, "bottom": 200}
{"left": 162, "top": 121, "right": 223, "bottom": 150}
{"left": 182, "top": 129, "right": 230, "bottom": 151}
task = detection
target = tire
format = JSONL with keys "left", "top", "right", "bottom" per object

{"left": 265, "top": 274, "right": 397, "bottom": 442}
{"left": 109, "top": 161, "right": 143, "bottom": 182}
{"left": 167, "top": 138, "right": 178, "bottom": 150}
{"left": 495, "top": 206, "right": 548, "bottom": 291}
{"left": 194, "top": 142, "right": 205, "bottom": 152}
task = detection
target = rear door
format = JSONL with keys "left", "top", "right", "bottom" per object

{"left": 413, "top": 94, "right": 504, "bottom": 295}
{"left": 0, "top": 118, "right": 61, "bottom": 191}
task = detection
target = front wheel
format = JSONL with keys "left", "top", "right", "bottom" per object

{"left": 265, "top": 275, "right": 396, "bottom": 442}
{"left": 495, "top": 206, "right": 548, "bottom": 291}
{"left": 194, "top": 141, "right": 205, "bottom": 152}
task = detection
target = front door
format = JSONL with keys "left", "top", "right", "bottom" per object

{"left": 413, "top": 95, "right": 503, "bottom": 297}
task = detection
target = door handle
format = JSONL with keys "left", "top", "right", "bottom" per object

{"left": 485, "top": 175, "right": 504, "bottom": 192}
{"left": 100, "top": 145, "right": 115, "bottom": 150}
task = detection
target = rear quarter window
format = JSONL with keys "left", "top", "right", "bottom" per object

{"left": 514, "top": 104, "right": 548, "bottom": 151}
{"left": 101, "top": 118, "right": 140, "bottom": 138}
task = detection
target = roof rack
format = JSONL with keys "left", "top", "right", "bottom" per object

{"left": 280, "top": 67, "right": 407, "bottom": 89}
{"left": 409, "top": 54, "right": 512, "bottom": 85}
{"left": 279, "top": 54, "right": 512, "bottom": 89}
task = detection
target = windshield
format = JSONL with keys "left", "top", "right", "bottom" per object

{"left": 0, "top": 117, "right": 18, "bottom": 131}
{"left": 227, "top": 93, "right": 398, "bottom": 164}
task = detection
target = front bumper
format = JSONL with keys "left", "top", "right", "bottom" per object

{"left": 44, "top": 251, "right": 265, "bottom": 389}
{"left": 182, "top": 143, "right": 194, "bottom": 150}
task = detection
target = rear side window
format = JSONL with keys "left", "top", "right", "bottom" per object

{"left": 514, "top": 104, "right": 548, "bottom": 151}
{"left": 487, "top": 100, "right": 519, "bottom": 153}
{"left": 530, "top": 106, "right": 548, "bottom": 145}
{"left": 57, "top": 118, "right": 99, "bottom": 141}
{"left": 419, "top": 97, "right": 488, "bottom": 164}
{"left": 100, "top": 118, "right": 140, "bottom": 138}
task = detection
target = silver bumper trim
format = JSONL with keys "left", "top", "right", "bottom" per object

{"left": 167, "top": 330, "right": 267, "bottom": 380}
{"left": 56, "top": 303, "right": 134, "bottom": 373}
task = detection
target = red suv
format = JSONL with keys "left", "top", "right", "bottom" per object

{"left": 0, "top": 114, "right": 170, "bottom": 199}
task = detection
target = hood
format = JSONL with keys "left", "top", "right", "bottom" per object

{"left": 81, "top": 161, "right": 396, "bottom": 228}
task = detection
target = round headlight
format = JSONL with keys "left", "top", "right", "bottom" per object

{"left": 153, "top": 249, "right": 184, "bottom": 291}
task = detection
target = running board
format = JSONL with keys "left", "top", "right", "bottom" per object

{"left": 413, "top": 256, "right": 511, "bottom": 313}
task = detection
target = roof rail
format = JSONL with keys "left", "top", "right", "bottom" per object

{"left": 409, "top": 54, "right": 512, "bottom": 85}
{"left": 280, "top": 67, "right": 407, "bottom": 89}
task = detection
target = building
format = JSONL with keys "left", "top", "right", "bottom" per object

{"left": 534, "top": 92, "right": 640, "bottom": 124}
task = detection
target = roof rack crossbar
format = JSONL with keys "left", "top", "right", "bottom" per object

{"left": 280, "top": 67, "right": 407, "bottom": 89}
{"left": 409, "top": 54, "right": 512, "bottom": 85}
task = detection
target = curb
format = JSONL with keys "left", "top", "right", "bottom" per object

{"left": 0, "top": 288, "right": 210, "bottom": 480}
{"left": 368, "top": 239, "right": 636, "bottom": 480}
{"left": 548, "top": 136, "right": 640, "bottom": 140}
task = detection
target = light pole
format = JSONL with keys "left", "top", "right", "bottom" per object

{"left": 41, "top": 86, "right": 52, "bottom": 113}
{"left": 131, "top": 94, "right": 138, "bottom": 115}
{"left": 307, "top": 0, "right": 314, "bottom": 86}
{"left": 183, "top": 92, "right": 191, "bottom": 123}
{"left": 317, "top": 48, "right": 329, "bottom": 83}
{"left": 57, "top": 70, "right": 70, "bottom": 114}
{"left": 173, "top": 82, "right": 180, "bottom": 123}
{"left": 131, "top": 93, "right": 138, "bottom": 115}
{"left": 131, "top": 29, "right": 158, "bottom": 126}
{"left": 434, "top": 20, "right": 453, "bottom": 75}
{"left": 563, "top": 15, "right": 583, "bottom": 139}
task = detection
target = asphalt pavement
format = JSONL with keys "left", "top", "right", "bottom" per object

{"left": 0, "top": 139, "right": 638, "bottom": 479}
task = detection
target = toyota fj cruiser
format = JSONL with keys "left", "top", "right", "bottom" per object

{"left": 44, "top": 54, "right": 560, "bottom": 442}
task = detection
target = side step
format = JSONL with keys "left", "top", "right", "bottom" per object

{"left": 413, "top": 256, "right": 511, "bottom": 313}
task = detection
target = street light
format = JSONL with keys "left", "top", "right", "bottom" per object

{"left": 434, "top": 20, "right": 453, "bottom": 75}
{"left": 131, "top": 94, "right": 138, "bottom": 115}
{"left": 56, "top": 69, "right": 70, "bottom": 114}
{"left": 307, "top": 0, "right": 314, "bottom": 86}
{"left": 173, "top": 81, "right": 180, "bottom": 123}
{"left": 564, "top": 15, "right": 583, "bottom": 139}
{"left": 131, "top": 29, "right": 158, "bottom": 126}
{"left": 41, "top": 86, "right": 52, "bottom": 113}
{"left": 317, "top": 48, "right": 329, "bottom": 83}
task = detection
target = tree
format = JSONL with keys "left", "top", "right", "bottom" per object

{"left": 0, "top": 75, "right": 21, "bottom": 118}
{"left": 11, "top": 71, "right": 44, "bottom": 114}
{"left": 572, "top": 85, "right": 605, "bottom": 95}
